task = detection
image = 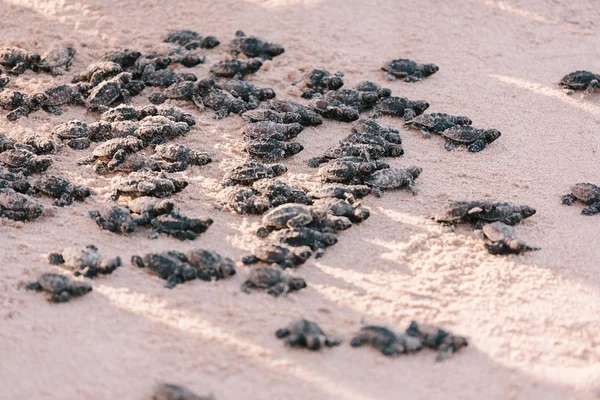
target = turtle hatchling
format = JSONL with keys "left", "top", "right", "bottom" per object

{"left": 220, "top": 161, "right": 287, "bottom": 187}
{"left": 351, "top": 325, "right": 423, "bottom": 356}
{"left": 149, "top": 212, "right": 213, "bottom": 240}
{"left": 371, "top": 96, "right": 429, "bottom": 121}
{"left": 39, "top": 46, "right": 75, "bottom": 75}
{"left": 434, "top": 201, "right": 536, "bottom": 227}
{"left": 0, "top": 47, "right": 41, "bottom": 75}
{"left": 481, "top": 222, "right": 540, "bottom": 255}
{"left": 87, "top": 72, "right": 145, "bottom": 110}
{"left": 241, "top": 266, "right": 307, "bottom": 297}
{"left": 276, "top": 319, "right": 341, "bottom": 350}
{"left": 217, "top": 186, "right": 271, "bottom": 215}
{"left": 317, "top": 157, "right": 389, "bottom": 184}
{"left": 26, "top": 273, "right": 92, "bottom": 303}
{"left": 561, "top": 182, "right": 600, "bottom": 215}
{"left": 0, "top": 165, "right": 30, "bottom": 194}
{"left": 194, "top": 78, "right": 249, "bottom": 118}
{"left": 382, "top": 58, "right": 439, "bottom": 82}
{"left": 49, "top": 245, "right": 121, "bottom": 278}
{"left": 271, "top": 227, "right": 338, "bottom": 258}
{"left": 210, "top": 58, "right": 263, "bottom": 79}
{"left": 52, "top": 120, "right": 92, "bottom": 149}
{"left": 73, "top": 61, "right": 123, "bottom": 87}
{"left": 33, "top": 175, "right": 92, "bottom": 206}
{"left": 363, "top": 166, "right": 422, "bottom": 197}
{"left": 101, "top": 48, "right": 142, "bottom": 68}
{"left": 22, "top": 134, "right": 60, "bottom": 154}
{"left": 308, "top": 184, "right": 371, "bottom": 200}
{"left": 312, "top": 197, "right": 370, "bottom": 223}
{"left": 256, "top": 203, "right": 320, "bottom": 237}
{"left": 0, "top": 147, "right": 52, "bottom": 175}
{"left": 153, "top": 144, "right": 212, "bottom": 169}
{"left": 221, "top": 80, "right": 276, "bottom": 108}
{"left": 127, "top": 196, "right": 174, "bottom": 224}
{"left": 186, "top": 249, "right": 236, "bottom": 282}
{"left": 230, "top": 30, "right": 284, "bottom": 60}
{"left": 352, "top": 118, "right": 402, "bottom": 144}
{"left": 242, "top": 243, "right": 313, "bottom": 269}
{"left": 111, "top": 170, "right": 188, "bottom": 200}
{"left": 242, "top": 121, "right": 304, "bottom": 141}
{"left": 559, "top": 71, "right": 600, "bottom": 93}
{"left": 309, "top": 97, "right": 359, "bottom": 122}
{"left": 163, "top": 30, "right": 220, "bottom": 50}
{"left": 406, "top": 112, "right": 472, "bottom": 137}
{"left": 405, "top": 320, "right": 468, "bottom": 362}
{"left": 132, "top": 251, "right": 197, "bottom": 288}
{"left": 270, "top": 100, "right": 323, "bottom": 126}
{"left": 0, "top": 188, "right": 44, "bottom": 221}
{"left": 89, "top": 206, "right": 137, "bottom": 234}
{"left": 297, "top": 69, "right": 345, "bottom": 99}
{"left": 241, "top": 109, "right": 301, "bottom": 124}
{"left": 441, "top": 126, "right": 501, "bottom": 152}
{"left": 253, "top": 179, "right": 312, "bottom": 207}
{"left": 243, "top": 138, "right": 304, "bottom": 163}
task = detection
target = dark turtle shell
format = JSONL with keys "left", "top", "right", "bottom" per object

{"left": 262, "top": 203, "right": 313, "bottom": 227}
{"left": 560, "top": 71, "right": 599, "bottom": 89}
{"left": 441, "top": 126, "right": 483, "bottom": 143}
{"left": 571, "top": 182, "right": 600, "bottom": 203}
{"left": 248, "top": 267, "right": 284, "bottom": 287}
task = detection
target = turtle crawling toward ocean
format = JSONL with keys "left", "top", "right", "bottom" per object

{"left": 253, "top": 179, "right": 312, "bottom": 207}
{"left": 0, "top": 165, "right": 30, "bottom": 194}
{"left": 210, "top": 59, "right": 263, "bottom": 79}
{"left": 222, "top": 80, "right": 276, "bottom": 108}
{"left": 351, "top": 325, "right": 423, "bottom": 356}
{"left": 242, "top": 243, "right": 313, "bottom": 269}
{"left": 276, "top": 319, "right": 342, "bottom": 350}
{"left": 152, "top": 383, "right": 214, "bottom": 400}
{"left": 186, "top": 249, "right": 236, "bottom": 282}
{"left": 561, "top": 182, "right": 600, "bottom": 215}
{"left": 154, "top": 144, "right": 212, "bottom": 169}
{"left": 87, "top": 72, "right": 145, "bottom": 110}
{"left": 0, "top": 47, "right": 41, "bottom": 75}
{"left": 26, "top": 273, "right": 92, "bottom": 303}
{"left": 111, "top": 170, "right": 188, "bottom": 200}
{"left": 164, "top": 30, "right": 220, "bottom": 50}
{"left": 382, "top": 58, "right": 439, "bottom": 82}
{"left": 405, "top": 321, "right": 468, "bottom": 362}
{"left": 317, "top": 157, "right": 389, "bottom": 184}
{"left": 270, "top": 100, "right": 323, "bottom": 126}
{"left": 256, "top": 203, "right": 317, "bottom": 237}
{"left": 297, "top": 69, "right": 345, "bottom": 99}
{"left": 242, "top": 121, "right": 304, "bottom": 141}
{"left": 221, "top": 161, "right": 287, "bottom": 187}
{"left": 406, "top": 112, "right": 472, "bottom": 137}
{"left": 241, "top": 109, "right": 301, "bottom": 125}
{"left": 230, "top": 30, "right": 284, "bottom": 60}
{"left": 241, "top": 266, "right": 306, "bottom": 296}
{"left": 352, "top": 118, "right": 402, "bottom": 144}
{"left": 39, "top": 46, "right": 75, "bottom": 75}
{"left": 132, "top": 251, "right": 197, "bottom": 288}
{"left": 271, "top": 227, "right": 338, "bottom": 258}
{"left": 308, "top": 184, "right": 371, "bottom": 200}
{"left": 49, "top": 245, "right": 121, "bottom": 278}
{"left": 309, "top": 97, "right": 359, "bottom": 122}
{"left": 481, "top": 222, "right": 540, "bottom": 255}
{"left": 101, "top": 48, "right": 142, "bottom": 68}
{"left": 441, "top": 126, "right": 501, "bottom": 152}
{"left": 217, "top": 186, "right": 271, "bottom": 215}
{"left": 0, "top": 147, "right": 52, "bottom": 175}
{"left": 363, "top": 166, "right": 422, "bottom": 197}
{"left": 89, "top": 205, "right": 137, "bottom": 234}
{"left": 559, "top": 71, "right": 600, "bottom": 93}
{"left": 434, "top": 201, "right": 536, "bottom": 227}
{"left": 77, "top": 136, "right": 144, "bottom": 172}
{"left": 22, "top": 134, "right": 60, "bottom": 155}
{"left": 312, "top": 197, "right": 370, "bottom": 223}
{"left": 243, "top": 138, "right": 304, "bottom": 162}
{"left": 0, "top": 188, "right": 44, "bottom": 221}
{"left": 33, "top": 175, "right": 92, "bottom": 206}
{"left": 149, "top": 212, "right": 213, "bottom": 240}
{"left": 371, "top": 96, "right": 429, "bottom": 121}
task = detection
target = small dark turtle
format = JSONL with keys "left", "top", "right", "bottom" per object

{"left": 220, "top": 161, "right": 287, "bottom": 187}
{"left": 101, "top": 49, "right": 142, "bottom": 68}
{"left": 371, "top": 96, "right": 429, "bottom": 121}
{"left": 93, "top": 151, "right": 175, "bottom": 175}
{"left": 221, "top": 80, "right": 276, "bottom": 108}
{"left": 353, "top": 81, "right": 392, "bottom": 98}
{"left": 111, "top": 170, "right": 188, "bottom": 200}
{"left": 433, "top": 201, "right": 536, "bottom": 227}
{"left": 312, "top": 197, "right": 370, "bottom": 223}
{"left": 210, "top": 58, "right": 263, "bottom": 79}
{"left": 165, "top": 46, "right": 205, "bottom": 68}
{"left": 51, "top": 120, "right": 91, "bottom": 149}
{"left": 0, "top": 188, "right": 44, "bottom": 221}
{"left": 101, "top": 104, "right": 158, "bottom": 122}
{"left": 242, "top": 243, "right": 313, "bottom": 269}
{"left": 276, "top": 319, "right": 341, "bottom": 350}
{"left": 89, "top": 206, "right": 137, "bottom": 234}
{"left": 270, "top": 100, "right": 323, "bottom": 126}
{"left": 343, "top": 133, "right": 403, "bottom": 156}
{"left": 243, "top": 138, "right": 304, "bottom": 163}
{"left": 22, "top": 134, "right": 60, "bottom": 154}
{"left": 253, "top": 179, "right": 312, "bottom": 207}
{"left": 0, "top": 73, "right": 9, "bottom": 89}
{"left": 241, "top": 266, "right": 306, "bottom": 296}
{"left": 132, "top": 251, "right": 197, "bottom": 288}
{"left": 154, "top": 144, "right": 212, "bottom": 168}
{"left": 73, "top": 61, "right": 123, "bottom": 87}
{"left": 351, "top": 325, "right": 423, "bottom": 356}
{"left": 230, "top": 30, "right": 284, "bottom": 60}
{"left": 163, "top": 30, "right": 220, "bottom": 50}
{"left": 39, "top": 46, "right": 75, "bottom": 75}
{"left": 148, "top": 80, "right": 199, "bottom": 107}
{"left": 87, "top": 72, "right": 145, "bottom": 110}
{"left": 309, "top": 97, "right": 359, "bottom": 122}
{"left": 481, "top": 222, "right": 540, "bottom": 255}
{"left": 154, "top": 105, "right": 196, "bottom": 126}
{"left": 0, "top": 147, "right": 52, "bottom": 175}
{"left": 127, "top": 196, "right": 174, "bottom": 224}
{"left": 559, "top": 71, "right": 600, "bottom": 93}
{"left": 241, "top": 109, "right": 301, "bottom": 124}
{"left": 363, "top": 166, "right": 422, "bottom": 197}
{"left": 152, "top": 383, "right": 214, "bottom": 400}
{"left": 296, "top": 69, "right": 344, "bottom": 99}
{"left": 0, "top": 165, "right": 30, "bottom": 194}
{"left": 186, "top": 249, "right": 236, "bottom": 281}
{"left": 139, "top": 59, "right": 195, "bottom": 88}
{"left": 308, "top": 184, "right": 371, "bottom": 200}
{"left": 48, "top": 245, "right": 121, "bottom": 278}
{"left": 382, "top": 58, "right": 439, "bottom": 82}
{"left": 271, "top": 227, "right": 338, "bottom": 258}
{"left": 0, "top": 90, "right": 49, "bottom": 121}
{"left": 405, "top": 320, "right": 468, "bottom": 362}
{"left": 218, "top": 186, "right": 271, "bottom": 215}
{"left": 308, "top": 135, "right": 401, "bottom": 167}
{"left": 25, "top": 273, "right": 92, "bottom": 303}
{"left": 317, "top": 157, "right": 389, "bottom": 185}
{"left": 33, "top": 175, "right": 92, "bottom": 207}
{"left": 561, "top": 182, "right": 600, "bottom": 215}
{"left": 0, "top": 47, "right": 41, "bottom": 75}
{"left": 406, "top": 112, "right": 472, "bottom": 137}
{"left": 352, "top": 118, "right": 402, "bottom": 144}
{"left": 132, "top": 115, "right": 190, "bottom": 146}
{"left": 256, "top": 203, "right": 318, "bottom": 237}
{"left": 195, "top": 78, "right": 248, "bottom": 119}
{"left": 323, "top": 88, "right": 382, "bottom": 112}
{"left": 0, "top": 134, "right": 15, "bottom": 153}
{"left": 441, "top": 126, "right": 501, "bottom": 152}
{"left": 149, "top": 212, "right": 213, "bottom": 240}
{"left": 242, "top": 121, "right": 304, "bottom": 141}
{"left": 78, "top": 136, "right": 144, "bottom": 167}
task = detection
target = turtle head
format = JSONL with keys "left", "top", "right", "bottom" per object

{"left": 328, "top": 215, "right": 352, "bottom": 231}
{"left": 406, "top": 166, "right": 423, "bottom": 180}
{"left": 321, "top": 232, "right": 338, "bottom": 246}
{"left": 484, "top": 129, "right": 501, "bottom": 144}
{"left": 412, "top": 100, "right": 430, "bottom": 115}
{"left": 284, "top": 142, "right": 304, "bottom": 156}
{"left": 456, "top": 116, "right": 472, "bottom": 125}
{"left": 70, "top": 281, "right": 93, "bottom": 296}
{"left": 27, "top": 52, "right": 42, "bottom": 66}
{"left": 326, "top": 75, "right": 344, "bottom": 91}
{"left": 378, "top": 87, "right": 392, "bottom": 98}
{"left": 131, "top": 255, "right": 145, "bottom": 268}
{"left": 387, "top": 144, "right": 404, "bottom": 157}
{"left": 266, "top": 44, "right": 285, "bottom": 58}
{"left": 520, "top": 205, "right": 536, "bottom": 219}
{"left": 194, "top": 78, "right": 216, "bottom": 96}
{"left": 288, "top": 277, "right": 307, "bottom": 291}
{"left": 246, "top": 59, "right": 263, "bottom": 73}
{"left": 293, "top": 246, "right": 313, "bottom": 263}
{"left": 422, "top": 63, "right": 439, "bottom": 76}
{"left": 216, "top": 259, "right": 237, "bottom": 279}
{"left": 257, "top": 88, "right": 276, "bottom": 101}
{"left": 201, "top": 36, "right": 220, "bottom": 49}
{"left": 361, "top": 91, "right": 380, "bottom": 105}
{"left": 269, "top": 164, "right": 287, "bottom": 177}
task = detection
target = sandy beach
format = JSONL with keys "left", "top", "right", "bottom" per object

{"left": 0, "top": 0, "right": 599, "bottom": 399}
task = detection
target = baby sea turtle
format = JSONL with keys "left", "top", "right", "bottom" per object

{"left": 0, "top": 188, "right": 44, "bottom": 221}
{"left": 230, "top": 31, "right": 284, "bottom": 60}
{"left": 434, "top": 201, "right": 536, "bottom": 227}
{"left": 363, "top": 166, "right": 422, "bottom": 197}
{"left": 0, "top": 89, "right": 49, "bottom": 121}
{"left": 0, "top": 165, "right": 30, "bottom": 194}
{"left": 297, "top": 69, "right": 345, "bottom": 99}
{"left": 39, "top": 46, "right": 75, "bottom": 75}
{"left": 441, "top": 126, "right": 501, "bottom": 152}
{"left": 405, "top": 321, "right": 468, "bottom": 362}
{"left": 152, "top": 383, "right": 214, "bottom": 400}
{"left": 51, "top": 120, "right": 92, "bottom": 149}
{"left": 371, "top": 96, "right": 429, "bottom": 121}
{"left": 186, "top": 249, "right": 236, "bottom": 282}
{"left": 242, "top": 121, "right": 304, "bottom": 141}
{"left": 87, "top": 72, "right": 145, "bottom": 110}
{"left": 351, "top": 325, "right": 423, "bottom": 356}
{"left": 308, "top": 135, "right": 401, "bottom": 167}
{"left": 243, "top": 138, "right": 304, "bottom": 163}
{"left": 49, "top": 245, "right": 121, "bottom": 278}
{"left": 0, "top": 147, "right": 52, "bottom": 175}
{"left": 0, "top": 134, "right": 15, "bottom": 152}
{"left": 276, "top": 319, "right": 341, "bottom": 350}
{"left": 561, "top": 182, "right": 600, "bottom": 215}
{"left": 220, "top": 161, "right": 287, "bottom": 187}
{"left": 132, "top": 251, "right": 197, "bottom": 288}
{"left": 22, "top": 134, "right": 60, "bottom": 154}
{"left": 256, "top": 203, "right": 320, "bottom": 237}
{"left": 270, "top": 100, "right": 323, "bottom": 126}
{"left": 194, "top": 78, "right": 249, "bottom": 118}
{"left": 0, "top": 73, "right": 9, "bottom": 89}
{"left": 242, "top": 243, "right": 313, "bottom": 269}
{"left": 111, "top": 170, "right": 188, "bottom": 200}
{"left": 312, "top": 197, "right": 370, "bottom": 223}
{"left": 559, "top": 71, "right": 600, "bottom": 93}
{"left": 101, "top": 48, "right": 142, "bottom": 68}
{"left": 134, "top": 116, "right": 190, "bottom": 146}
{"left": 406, "top": 112, "right": 472, "bottom": 137}
{"left": 481, "top": 222, "right": 540, "bottom": 255}
{"left": 354, "top": 81, "right": 392, "bottom": 98}
{"left": 241, "top": 266, "right": 306, "bottom": 296}
{"left": 89, "top": 206, "right": 137, "bottom": 234}
{"left": 73, "top": 61, "right": 123, "bottom": 87}
{"left": 33, "top": 175, "right": 92, "bottom": 207}
{"left": 25, "top": 273, "right": 92, "bottom": 303}
{"left": 154, "top": 144, "right": 212, "bottom": 168}
{"left": 253, "top": 179, "right": 312, "bottom": 207}
{"left": 217, "top": 186, "right": 271, "bottom": 215}
{"left": 382, "top": 58, "right": 439, "bottom": 82}
{"left": 241, "top": 109, "right": 301, "bottom": 124}
{"left": 308, "top": 184, "right": 371, "bottom": 200}
{"left": 210, "top": 59, "right": 263, "bottom": 79}
{"left": 127, "top": 196, "right": 174, "bottom": 224}
{"left": 309, "top": 97, "right": 359, "bottom": 122}
{"left": 101, "top": 104, "right": 157, "bottom": 122}
{"left": 78, "top": 136, "right": 144, "bottom": 168}
{"left": 317, "top": 157, "right": 389, "bottom": 184}
{"left": 163, "top": 30, "right": 220, "bottom": 50}
{"left": 352, "top": 118, "right": 402, "bottom": 144}
{"left": 322, "top": 88, "right": 382, "bottom": 113}
{"left": 149, "top": 212, "right": 213, "bottom": 240}
{"left": 271, "top": 227, "right": 338, "bottom": 258}
{"left": 94, "top": 151, "right": 176, "bottom": 175}
{"left": 221, "top": 80, "right": 276, "bottom": 108}
{"left": 0, "top": 47, "right": 41, "bottom": 75}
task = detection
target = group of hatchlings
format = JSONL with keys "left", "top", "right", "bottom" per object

{"left": 1, "top": 28, "right": 599, "bottom": 399}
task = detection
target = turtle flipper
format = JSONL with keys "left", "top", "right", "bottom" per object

{"left": 467, "top": 139, "right": 486, "bottom": 153}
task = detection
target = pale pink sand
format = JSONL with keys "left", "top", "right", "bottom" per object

{"left": 0, "top": 0, "right": 599, "bottom": 399}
